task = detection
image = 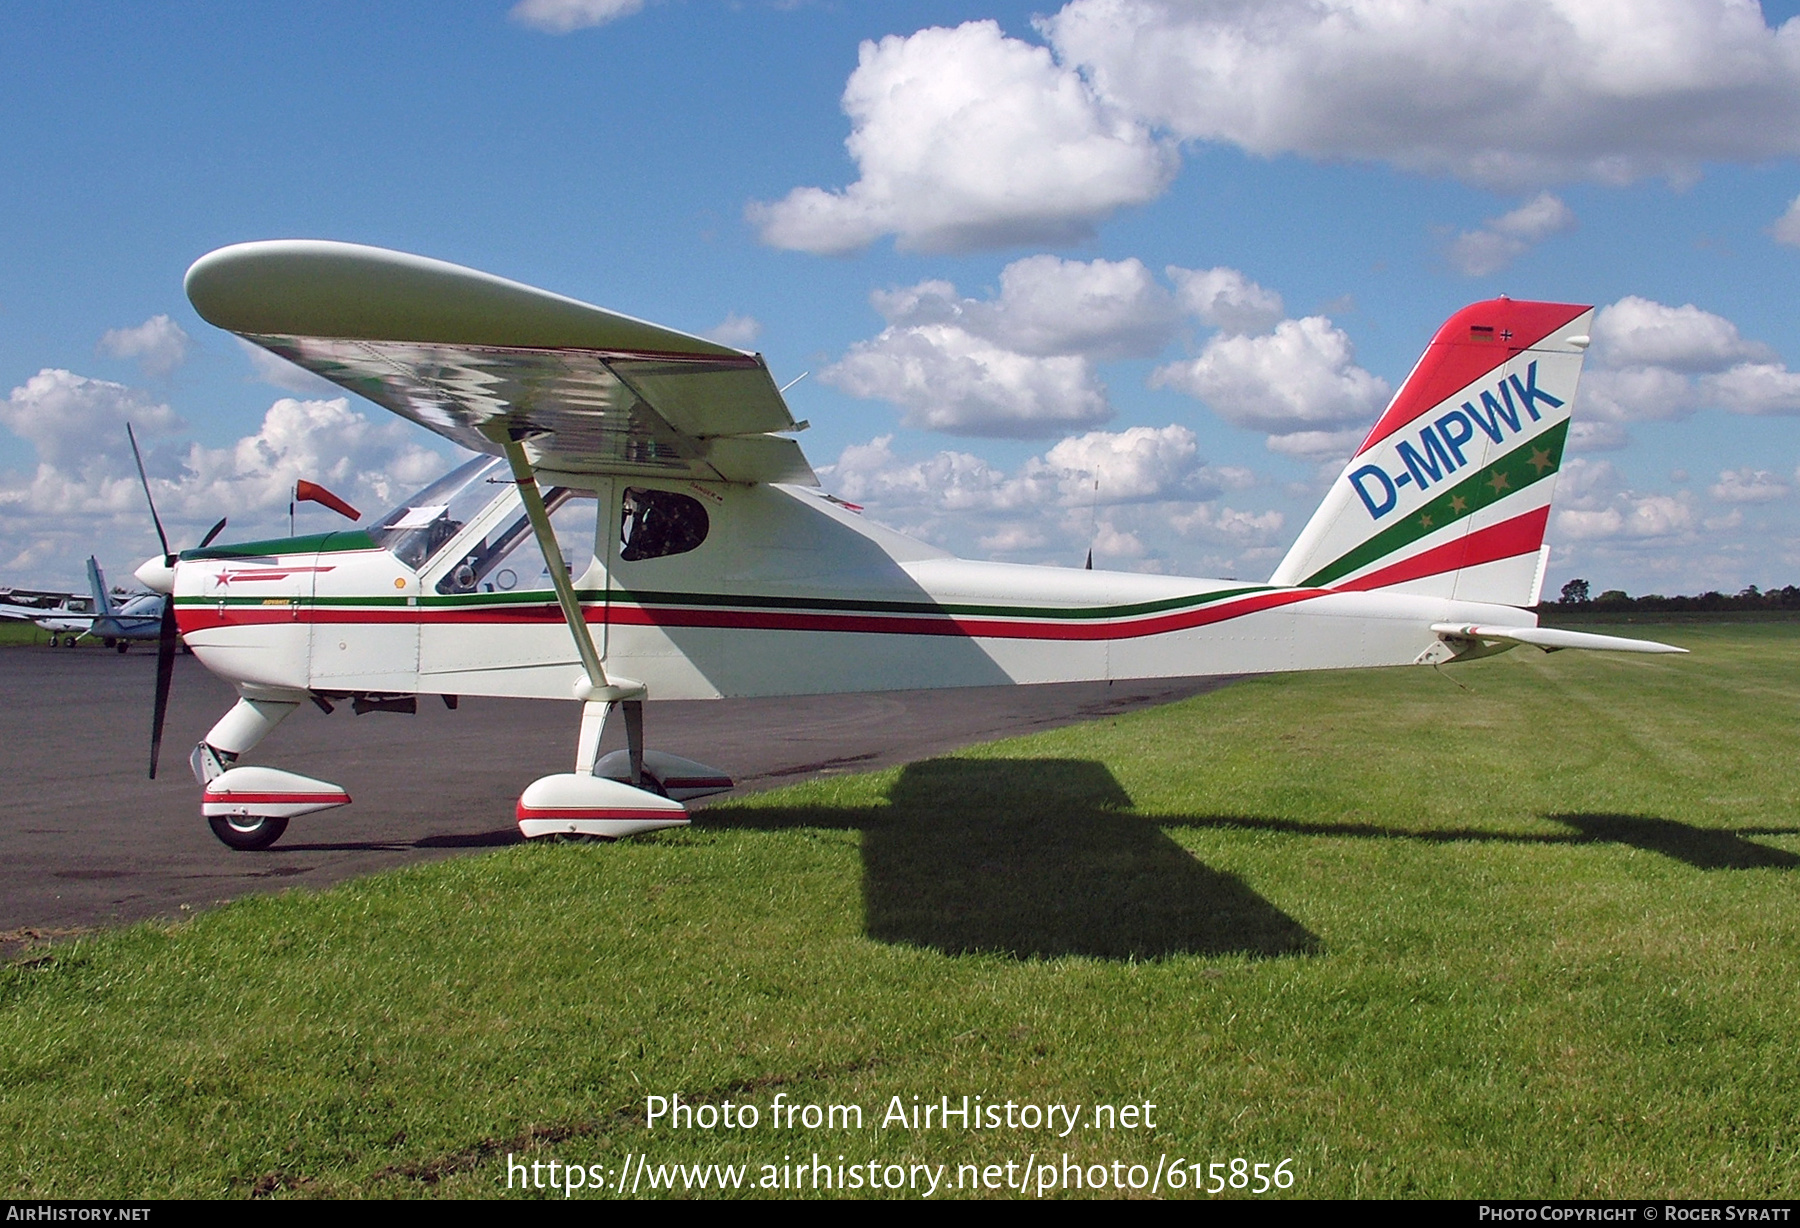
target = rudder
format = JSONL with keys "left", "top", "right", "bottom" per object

{"left": 1269, "top": 298, "right": 1592, "bottom": 606}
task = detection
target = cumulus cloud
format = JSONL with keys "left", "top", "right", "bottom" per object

{"left": 0, "top": 369, "right": 181, "bottom": 472}
{"left": 1556, "top": 494, "right": 1696, "bottom": 541}
{"left": 97, "top": 315, "right": 192, "bottom": 378}
{"left": 870, "top": 256, "right": 1179, "bottom": 360}
{"left": 1043, "top": 0, "right": 1800, "bottom": 189}
{"left": 972, "top": 255, "right": 1177, "bottom": 358}
{"left": 824, "top": 325, "right": 1110, "bottom": 438}
{"left": 0, "top": 370, "right": 451, "bottom": 579}
{"left": 706, "top": 313, "right": 763, "bottom": 349}
{"left": 1567, "top": 420, "right": 1631, "bottom": 452}
{"left": 1592, "top": 296, "right": 1773, "bottom": 370}
{"left": 819, "top": 426, "right": 1276, "bottom": 570}
{"left": 827, "top": 426, "right": 1213, "bottom": 514}
{"left": 170, "top": 397, "right": 451, "bottom": 520}
{"left": 747, "top": 20, "right": 1175, "bottom": 254}
{"left": 826, "top": 257, "right": 1192, "bottom": 437}
{"left": 1041, "top": 425, "right": 1207, "bottom": 502}
{"left": 1447, "top": 192, "right": 1577, "bottom": 275}
{"left": 1696, "top": 362, "right": 1800, "bottom": 414}
{"left": 1774, "top": 195, "right": 1800, "bottom": 247}
{"left": 1170, "top": 502, "right": 1286, "bottom": 544}
{"left": 1089, "top": 522, "right": 1147, "bottom": 559}
{"left": 1165, "top": 266, "right": 1284, "bottom": 335}
{"left": 1151, "top": 316, "right": 1391, "bottom": 455}
{"left": 1262, "top": 428, "right": 1369, "bottom": 462}
{"left": 1710, "top": 468, "right": 1789, "bottom": 502}
{"left": 509, "top": 0, "right": 645, "bottom": 33}
{"left": 1551, "top": 458, "right": 1696, "bottom": 543}
{"left": 1580, "top": 296, "right": 1800, "bottom": 429}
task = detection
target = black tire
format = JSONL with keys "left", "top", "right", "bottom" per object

{"left": 207, "top": 815, "right": 290, "bottom": 851}
{"left": 116, "top": 641, "right": 129, "bottom": 654}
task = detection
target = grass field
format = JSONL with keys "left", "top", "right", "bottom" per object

{"left": 0, "top": 620, "right": 83, "bottom": 648}
{"left": 3, "top": 617, "right": 1797, "bottom": 1199}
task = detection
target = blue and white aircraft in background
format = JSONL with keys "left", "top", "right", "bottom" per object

{"left": 82, "top": 557, "right": 167, "bottom": 651}
{"left": 0, "top": 559, "right": 166, "bottom": 649}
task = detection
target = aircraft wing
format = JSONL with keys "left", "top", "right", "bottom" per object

{"left": 185, "top": 240, "right": 816, "bottom": 486}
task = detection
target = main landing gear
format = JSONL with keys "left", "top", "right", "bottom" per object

{"left": 514, "top": 696, "right": 733, "bottom": 841}
{"left": 185, "top": 689, "right": 733, "bottom": 851}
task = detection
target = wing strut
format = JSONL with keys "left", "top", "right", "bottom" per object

{"left": 494, "top": 432, "right": 648, "bottom": 784}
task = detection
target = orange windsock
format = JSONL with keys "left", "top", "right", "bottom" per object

{"left": 295, "top": 480, "right": 360, "bottom": 522}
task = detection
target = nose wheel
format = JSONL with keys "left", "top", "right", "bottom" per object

{"left": 207, "top": 815, "right": 290, "bottom": 851}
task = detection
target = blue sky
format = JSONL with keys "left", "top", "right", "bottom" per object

{"left": 5, "top": 0, "right": 1800, "bottom": 597}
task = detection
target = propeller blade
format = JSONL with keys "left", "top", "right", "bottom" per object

{"left": 149, "top": 597, "right": 178, "bottom": 780}
{"left": 126, "top": 423, "right": 171, "bottom": 560}
{"left": 198, "top": 517, "right": 228, "bottom": 549}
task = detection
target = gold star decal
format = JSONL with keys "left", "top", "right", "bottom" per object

{"left": 1528, "top": 447, "right": 1553, "bottom": 474}
{"left": 1487, "top": 470, "right": 1511, "bottom": 494}
{"left": 1419, "top": 513, "right": 1434, "bottom": 529}
{"left": 1449, "top": 495, "right": 1467, "bottom": 514}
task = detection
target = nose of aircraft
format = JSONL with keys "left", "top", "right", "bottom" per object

{"left": 135, "top": 555, "right": 175, "bottom": 594}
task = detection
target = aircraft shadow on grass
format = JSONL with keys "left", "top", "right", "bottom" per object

{"left": 1154, "top": 811, "right": 1800, "bottom": 873}
{"left": 703, "top": 757, "right": 1323, "bottom": 963}
{"left": 273, "top": 758, "right": 1798, "bottom": 959}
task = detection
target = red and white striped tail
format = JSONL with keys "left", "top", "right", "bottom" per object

{"left": 1271, "top": 299, "right": 1593, "bottom": 607}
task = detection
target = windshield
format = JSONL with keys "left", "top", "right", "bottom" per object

{"left": 435, "top": 489, "right": 595, "bottom": 595}
{"left": 367, "top": 455, "right": 511, "bottom": 570}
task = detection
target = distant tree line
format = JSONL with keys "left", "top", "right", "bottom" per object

{"left": 1551, "top": 578, "right": 1800, "bottom": 612}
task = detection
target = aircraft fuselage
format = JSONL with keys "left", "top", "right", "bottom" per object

{"left": 173, "top": 465, "right": 1531, "bottom": 705}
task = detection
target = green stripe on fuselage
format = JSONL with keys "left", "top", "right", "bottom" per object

{"left": 178, "top": 583, "right": 1281, "bottom": 621}
{"left": 182, "top": 530, "right": 378, "bottom": 560}
{"left": 1302, "top": 420, "right": 1568, "bottom": 589}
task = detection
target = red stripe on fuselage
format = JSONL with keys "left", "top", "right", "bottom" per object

{"left": 175, "top": 586, "right": 1329, "bottom": 642}
{"left": 1333, "top": 507, "right": 1550, "bottom": 593}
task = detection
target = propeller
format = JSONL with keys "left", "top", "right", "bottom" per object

{"left": 129, "top": 424, "right": 226, "bottom": 779}
{"left": 127, "top": 423, "right": 170, "bottom": 564}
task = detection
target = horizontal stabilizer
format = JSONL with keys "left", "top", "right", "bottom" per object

{"left": 1430, "top": 623, "right": 1688, "bottom": 655}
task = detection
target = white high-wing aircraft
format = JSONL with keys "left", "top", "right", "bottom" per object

{"left": 0, "top": 598, "right": 91, "bottom": 645}
{"left": 136, "top": 241, "right": 1682, "bottom": 851}
{"left": 0, "top": 558, "right": 159, "bottom": 649}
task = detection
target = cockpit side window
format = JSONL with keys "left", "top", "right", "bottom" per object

{"left": 620, "top": 488, "right": 709, "bottom": 562}
{"left": 435, "top": 489, "right": 596, "bottom": 595}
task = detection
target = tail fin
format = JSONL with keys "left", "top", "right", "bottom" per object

{"left": 1270, "top": 298, "right": 1593, "bottom": 606}
{"left": 86, "top": 556, "right": 116, "bottom": 617}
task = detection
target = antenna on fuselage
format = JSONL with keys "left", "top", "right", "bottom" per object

{"left": 1085, "top": 476, "right": 1100, "bottom": 569}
